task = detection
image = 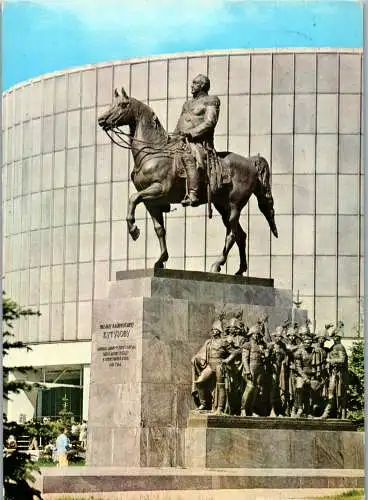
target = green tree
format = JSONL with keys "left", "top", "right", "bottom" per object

{"left": 347, "top": 340, "right": 364, "bottom": 428}
{"left": 3, "top": 293, "right": 43, "bottom": 499}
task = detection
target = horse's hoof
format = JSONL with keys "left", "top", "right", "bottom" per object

{"left": 235, "top": 270, "right": 244, "bottom": 276}
{"left": 154, "top": 261, "right": 164, "bottom": 270}
{"left": 210, "top": 263, "right": 221, "bottom": 273}
{"left": 130, "top": 225, "right": 140, "bottom": 241}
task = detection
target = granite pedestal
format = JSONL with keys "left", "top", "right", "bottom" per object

{"left": 86, "top": 269, "right": 307, "bottom": 468}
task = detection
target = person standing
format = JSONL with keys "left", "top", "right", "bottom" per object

{"left": 55, "top": 428, "right": 70, "bottom": 467}
{"left": 79, "top": 420, "right": 88, "bottom": 450}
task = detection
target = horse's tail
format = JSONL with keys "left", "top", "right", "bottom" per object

{"left": 254, "top": 155, "right": 278, "bottom": 238}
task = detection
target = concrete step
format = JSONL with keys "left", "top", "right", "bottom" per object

{"left": 37, "top": 467, "right": 364, "bottom": 494}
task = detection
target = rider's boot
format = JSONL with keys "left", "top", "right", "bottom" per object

{"left": 182, "top": 164, "right": 200, "bottom": 207}
{"left": 215, "top": 383, "right": 226, "bottom": 414}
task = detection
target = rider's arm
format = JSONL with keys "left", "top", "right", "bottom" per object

{"left": 187, "top": 99, "right": 220, "bottom": 139}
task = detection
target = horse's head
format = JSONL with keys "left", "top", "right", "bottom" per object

{"left": 98, "top": 87, "right": 133, "bottom": 130}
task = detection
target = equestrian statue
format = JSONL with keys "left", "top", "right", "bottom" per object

{"left": 98, "top": 74, "right": 278, "bottom": 275}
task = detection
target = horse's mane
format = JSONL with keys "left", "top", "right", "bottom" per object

{"left": 131, "top": 98, "right": 169, "bottom": 147}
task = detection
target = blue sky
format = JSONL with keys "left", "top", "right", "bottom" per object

{"left": 4, "top": 0, "right": 363, "bottom": 90}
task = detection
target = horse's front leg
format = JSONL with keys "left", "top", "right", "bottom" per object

{"left": 126, "top": 182, "right": 163, "bottom": 240}
{"left": 145, "top": 205, "right": 168, "bottom": 269}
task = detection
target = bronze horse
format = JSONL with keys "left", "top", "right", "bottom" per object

{"left": 98, "top": 87, "right": 278, "bottom": 275}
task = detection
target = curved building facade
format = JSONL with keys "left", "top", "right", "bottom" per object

{"left": 3, "top": 48, "right": 363, "bottom": 420}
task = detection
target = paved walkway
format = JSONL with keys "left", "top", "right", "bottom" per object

{"left": 42, "top": 488, "right": 363, "bottom": 499}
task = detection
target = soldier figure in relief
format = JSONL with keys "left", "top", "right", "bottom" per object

{"left": 172, "top": 74, "right": 220, "bottom": 207}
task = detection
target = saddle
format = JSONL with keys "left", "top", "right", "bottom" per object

{"left": 172, "top": 141, "right": 231, "bottom": 189}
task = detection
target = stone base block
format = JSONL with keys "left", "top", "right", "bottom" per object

{"left": 37, "top": 467, "right": 364, "bottom": 494}
{"left": 185, "top": 413, "right": 364, "bottom": 469}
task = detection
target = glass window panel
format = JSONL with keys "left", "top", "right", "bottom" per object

{"left": 41, "top": 191, "right": 52, "bottom": 228}
{"left": 294, "top": 94, "right": 316, "bottom": 134}
{"left": 54, "top": 150, "right": 66, "bottom": 189}
{"left": 112, "top": 181, "right": 128, "bottom": 220}
{"left": 316, "top": 135, "right": 338, "bottom": 174}
{"left": 228, "top": 135, "right": 249, "bottom": 157}
{"left": 185, "top": 256, "right": 205, "bottom": 272}
{"left": 272, "top": 95, "right": 293, "bottom": 134}
{"left": 293, "top": 215, "right": 314, "bottom": 255}
{"left": 65, "top": 225, "right": 78, "bottom": 263}
{"left": 22, "top": 85, "right": 32, "bottom": 122}
{"left": 30, "top": 230, "right": 41, "bottom": 268}
{"left": 52, "top": 265, "right": 64, "bottom": 303}
{"left": 29, "top": 268, "right": 40, "bottom": 306}
{"left": 216, "top": 96, "right": 227, "bottom": 136}
{"left": 55, "top": 75, "right": 67, "bottom": 112}
{"left": 53, "top": 189, "right": 65, "bottom": 227}
{"left": 316, "top": 175, "right": 337, "bottom": 214}
{"left": 20, "top": 269, "right": 30, "bottom": 306}
{"left": 111, "top": 221, "right": 127, "bottom": 261}
{"left": 250, "top": 95, "right": 271, "bottom": 135}
{"left": 41, "top": 153, "right": 53, "bottom": 191}
{"left": 64, "top": 302, "right": 77, "bottom": 340}
{"left": 77, "top": 301, "right": 92, "bottom": 340}
{"left": 339, "top": 134, "right": 360, "bottom": 174}
{"left": 52, "top": 227, "right": 64, "bottom": 265}
{"left": 338, "top": 215, "right": 359, "bottom": 255}
{"left": 67, "top": 110, "right": 80, "bottom": 148}
{"left": 39, "top": 304, "right": 50, "bottom": 342}
{"left": 271, "top": 256, "right": 292, "bottom": 289}
{"left": 30, "top": 193, "right": 41, "bottom": 230}
{"left": 80, "top": 146, "right": 95, "bottom": 184}
{"left": 251, "top": 54, "right": 272, "bottom": 94}
{"left": 168, "top": 58, "right": 187, "bottom": 99}
{"left": 95, "top": 184, "right": 110, "bottom": 222}
{"left": 79, "top": 223, "right": 94, "bottom": 262}
{"left": 112, "top": 145, "right": 130, "bottom": 182}
{"left": 32, "top": 118, "right": 41, "bottom": 155}
{"left": 272, "top": 54, "right": 294, "bottom": 94}
{"left": 337, "top": 297, "right": 359, "bottom": 335}
{"left": 149, "top": 60, "right": 168, "bottom": 100}
{"left": 42, "top": 78, "right": 55, "bottom": 115}
{"left": 339, "top": 94, "right": 361, "bottom": 134}
{"left": 315, "top": 296, "right": 337, "bottom": 332}
{"left": 340, "top": 54, "right": 362, "bottom": 93}
{"left": 95, "top": 222, "right": 110, "bottom": 260}
{"left": 293, "top": 175, "right": 315, "bottom": 215}
{"left": 81, "top": 70, "right": 96, "bottom": 108}
{"left": 64, "top": 264, "right": 78, "bottom": 302}
{"left": 317, "top": 54, "right": 338, "bottom": 93}
{"left": 248, "top": 214, "right": 270, "bottom": 256}
{"left": 42, "top": 115, "right": 54, "bottom": 153}
{"left": 338, "top": 256, "right": 359, "bottom": 297}
{"left": 66, "top": 187, "right": 79, "bottom": 225}
{"left": 203, "top": 215, "right": 223, "bottom": 257}
{"left": 316, "top": 215, "right": 337, "bottom": 255}
{"left": 294, "top": 134, "right": 315, "bottom": 174}
{"left": 317, "top": 95, "right": 338, "bottom": 133}
{"left": 66, "top": 148, "right": 80, "bottom": 187}
{"left": 50, "top": 303, "right": 63, "bottom": 341}
{"left": 97, "top": 66, "right": 113, "bottom": 106}
{"left": 208, "top": 56, "right": 228, "bottom": 95}
{"left": 21, "top": 158, "right": 30, "bottom": 195}
{"left": 30, "top": 81, "right": 42, "bottom": 119}
{"left": 81, "top": 108, "right": 96, "bottom": 146}
{"left": 78, "top": 262, "right": 93, "bottom": 301}
{"left": 271, "top": 215, "right": 292, "bottom": 255}
{"left": 250, "top": 134, "right": 271, "bottom": 161}
{"left": 131, "top": 62, "right": 148, "bottom": 101}
{"left": 94, "top": 261, "right": 109, "bottom": 300}
{"left": 68, "top": 72, "right": 81, "bottom": 109}
{"left": 23, "top": 120, "right": 32, "bottom": 157}
{"left": 165, "top": 216, "right": 185, "bottom": 258}
{"left": 14, "top": 124, "right": 23, "bottom": 161}
{"left": 229, "top": 95, "right": 249, "bottom": 135}
{"left": 21, "top": 232, "right": 30, "bottom": 269}
{"left": 185, "top": 217, "right": 205, "bottom": 257}
{"left": 7, "top": 127, "right": 14, "bottom": 163}
{"left": 96, "top": 145, "right": 112, "bottom": 184}
{"left": 188, "top": 57, "right": 207, "bottom": 83}
{"left": 338, "top": 175, "right": 359, "bottom": 214}
{"left": 114, "top": 63, "right": 130, "bottom": 90}
{"left": 40, "top": 229, "right": 52, "bottom": 266}
{"left": 271, "top": 135, "right": 293, "bottom": 174}
{"left": 229, "top": 55, "right": 250, "bottom": 94}
{"left": 168, "top": 98, "right": 184, "bottom": 132}
{"left": 293, "top": 256, "right": 314, "bottom": 295}
{"left": 315, "top": 256, "right": 336, "bottom": 295}
{"left": 14, "top": 88, "right": 23, "bottom": 124}
{"left": 54, "top": 112, "right": 66, "bottom": 150}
